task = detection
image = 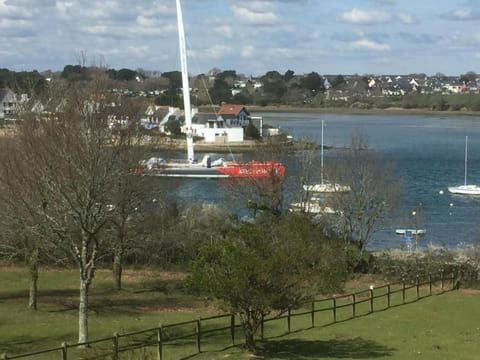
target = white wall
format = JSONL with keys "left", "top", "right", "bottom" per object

{"left": 199, "top": 127, "right": 244, "bottom": 142}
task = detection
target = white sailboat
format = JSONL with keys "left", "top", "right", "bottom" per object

{"left": 303, "top": 120, "right": 350, "bottom": 193}
{"left": 141, "top": 0, "right": 285, "bottom": 179}
{"left": 395, "top": 229, "right": 426, "bottom": 236}
{"left": 291, "top": 120, "right": 348, "bottom": 214}
{"left": 448, "top": 136, "right": 480, "bottom": 195}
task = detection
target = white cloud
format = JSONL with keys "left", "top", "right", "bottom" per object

{"left": 241, "top": 45, "right": 254, "bottom": 58}
{"left": 397, "top": 13, "right": 415, "bottom": 24}
{"left": 442, "top": 6, "right": 480, "bottom": 21}
{"left": 267, "top": 47, "right": 296, "bottom": 58}
{"left": 136, "top": 15, "right": 158, "bottom": 28}
{"left": 339, "top": 8, "right": 391, "bottom": 25}
{"left": 349, "top": 38, "right": 390, "bottom": 51}
{"left": 127, "top": 45, "right": 149, "bottom": 56}
{"left": 452, "top": 8, "right": 473, "bottom": 20}
{"left": 232, "top": 3, "right": 278, "bottom": 25}
{"left": 0, "top": 18, "right": 31, "bottom": 31}
{"left": 201, "top": 45, "right": 233, "bottom": 60}
{"left": 82, "top": 25, "right": 109, "bottom": 35}
{"left": 213, "top": 25, "right": 233, "bottom": 39}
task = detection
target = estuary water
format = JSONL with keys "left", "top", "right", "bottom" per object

{"left": 173, "top": 112, "right": 480, "bottom": 250}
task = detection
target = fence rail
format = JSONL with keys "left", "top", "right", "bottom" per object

{"left": 1, "top": 271, "right": 458, "bottom": 360}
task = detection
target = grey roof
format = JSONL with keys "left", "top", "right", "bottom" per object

{"left": 153, "top": 108, "right": 169, "bottom": 119}
{"left": 192, "top": 113, "right": 217, "bottom": 125}
{"left": 0, "top": 88, "right": 11, "bottom": 102}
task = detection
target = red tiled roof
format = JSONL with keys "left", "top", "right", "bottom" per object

{"left": 217, "top": 104, "right": 246, "bottom": 116}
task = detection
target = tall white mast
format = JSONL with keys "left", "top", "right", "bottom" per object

{"left": 176, "top": 0, "right": 194, "bottom": 163}
{"left": 320, "top": 119, "right": 324, "bottom": 185}
{"left": 464, "top": 136, "right": 468, "bottom": 186}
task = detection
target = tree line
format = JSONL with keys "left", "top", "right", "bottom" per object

{"left": 4, "top": 66, "right": 480, "bottom": 113}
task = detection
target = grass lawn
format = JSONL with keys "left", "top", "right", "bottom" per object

{"left": 1, "top": 266, "right": 479, "bottom": 359}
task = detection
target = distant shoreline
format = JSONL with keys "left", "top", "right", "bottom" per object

{"left": 246, "top": 105, "right": 480, "bottom": 117}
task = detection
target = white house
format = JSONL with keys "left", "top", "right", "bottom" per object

{"left": 0, "top": 88, "right": 17, "bottom": 121}
{"left": 190, "top": 112, "right": 244, "bottom": 143}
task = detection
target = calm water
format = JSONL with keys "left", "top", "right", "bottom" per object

{"left": 172, "top": 112, "right": 480, "bottom": 250}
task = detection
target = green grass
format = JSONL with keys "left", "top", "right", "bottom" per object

{"left": 0, "top": 266, "right": 217, "bottom": 358}
{"left": 1, "top": 266, "right": 479, "bottom": 359}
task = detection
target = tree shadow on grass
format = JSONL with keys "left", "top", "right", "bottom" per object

{"left": 259, "top": 337, "right": 395, "bottom": 359}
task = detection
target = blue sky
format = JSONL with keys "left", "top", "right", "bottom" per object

{"left": 1, "top": 0, "right": 479, "bottom": 76}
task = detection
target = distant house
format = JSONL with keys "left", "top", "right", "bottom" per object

{"left": 191, "top": 110, "right": 244, "bottom": 143}
{"left": 0, "top": 88, "right": 17, "bottom": 122}
{"left": 182, "top": 104, "right": 253, "bottom": 143}
{"left": 217, "top": 104, "right": 250, "bottom": 128}
{"left": 143, "top": 105, "right": 180, "bottom": 131}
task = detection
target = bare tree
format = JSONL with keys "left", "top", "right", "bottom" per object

{"left": 328, "top": 132, "right": 402, "bottom": 259}
{"left": 0, "top": 88, "right": 60, "bottom": 310}
{"left": 14, "top": 74, "right": 145, "bottom": 343}
{"left": 102, "top": 97, "right": 150, "bottom": 291}
{"left": 0, "top": 137, "right": 47, "bottom": 310}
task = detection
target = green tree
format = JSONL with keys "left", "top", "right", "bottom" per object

{"left": 262, "top": 70, "right": 283, "bottom": 81}
{"left": 231, "top": 92, "right": 249, "bottom": 105}
{"left": 165, "top": 119, "right": 182, "bottom": 136}
{"left": 330, "top": 75, "right": 346, "bottom": 89}
{"left": 61, "top": 64, "right": 89, "bottom": 81}
{"left": 209, "top": 78, "right": 232, "bottom": 104}
{"left": 460, "top": 71, "right": 477, "bottom": 84}
{"left": 188, "top": 213, "right": 345, "bottom": 352}
{"left": 245, "top": 121, "right": 260, "bottom": 139}
{"left": 284, "top": 69, "right": 295, "bottom": 81}
{"left": 300, "top": 72, "right": 325, "bottom": 92}
{"left": 116, "top": 68, "right": 137, "bottom": 81}
{"left": 161, "top": 71, "right": 182, "bottom": 91}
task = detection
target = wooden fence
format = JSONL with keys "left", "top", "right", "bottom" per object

{"left": 1, "top": 271, "right": 458, "bottom": 360}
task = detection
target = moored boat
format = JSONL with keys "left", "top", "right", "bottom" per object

{"left": 395, "top": 229, "right": 426, "bottom": 236}
{"left": 448, "top": 136, "right": 480, "bottom": 195}
{"left": 141, "top": 0, "right": 285, "bottom": 179}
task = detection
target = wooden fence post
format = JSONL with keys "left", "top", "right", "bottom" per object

{"left": 311, "top": 302, "right": 315, "bottom": 328}
{"left": 112, "top": 333, "right": 119, "bottom": 360}
{"left": 416, "top": 275, "right": 420, "bottom": 300}
{"left": 441, "top": 271, "right": 444, "bottom": 290}
{"left": 387, "top": 283, "right": 391, "bottom": 308}
{"left": 402, "top": 278, "right": 406, "bottom": 304}
{"left": 451, "top": 272, "right": 455, "bottom": 290}
{"left": 260, "top": 314, "right": 264, "bottom": 340}
{"left": 196, "top": 319, "right": 201, "bottom": 354}
{"left": 61, "top": 342, "right": 68, "bottom": 360}
{"left": 429, "top": 273, "right": 432, "bottom": 296}
{"left": 369, "top": 289, "right": 374, "bottom": 313}
{"left": 333, "top": 297, "right": 337, "bottom": 323}
{"left": 352, "top": 294, "right": 356, "bottom": 318}
{"left": 157, "top": 324, "right": 163, "bottom": 360}
{"left": 287, "top": 308, "right": 291, "bottom": 333}
{"left": 230, "top": 314, "right": 235, "bottom": 345}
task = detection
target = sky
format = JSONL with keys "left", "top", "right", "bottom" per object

{"left": 1, "top": 0, "right": 480, "bottom": 76}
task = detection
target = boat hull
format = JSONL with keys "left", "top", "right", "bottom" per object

{"left": 395, "top": 229, "right": 426, "bottom": 236}
{"left": 447, "top": 185, "right": 480, "bottom": 195}
{"left": 303, "top": 183, "right": 350, "bottom": 193}
{"left": 143, "top": 161, "right": 285, "bottom": 179}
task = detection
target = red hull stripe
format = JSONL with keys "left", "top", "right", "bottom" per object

{"left": 216, "top": 161, "right": 285, "bottom": 178}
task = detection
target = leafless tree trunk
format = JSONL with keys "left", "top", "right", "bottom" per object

{"left": 27, "top": 246, "right": 39, "bottom": 310}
